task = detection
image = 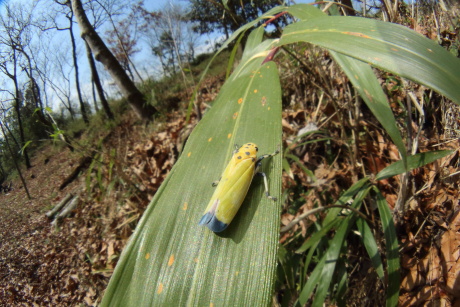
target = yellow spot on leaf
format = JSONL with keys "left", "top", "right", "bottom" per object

{"left": 168, "top": 254, "right": 175, "bottom": 266}
{"left": 235, "top": 271, "right": 239, "bottom": 276}
{"left": 427, "top": 48, "right": 433, "bottom": 53}
{"left": 145, "top": 253, "right": 150, "bottom": 260}
{"left": 157, "top": 283, "right": 164, "bottom": 294}
{"left": 183, "top": 202, "right": 188, "bottom": 210}
{"left": 238, "top": 98, "right": 243, "bottom": 104}
{"left": 374, "top": 57, "right": 381, "bottom": 61}
{"left": 233, "top": 112, "right": 238, "bottom": 119}
{"left": 342, "top": 32, "right": 370, "bottom": 38}
{"left": 391, "top": 48, "right": 398, "bottom": 52}
{"left": 208, "top": 137, "right": 212, "bottom": 142}
{"left": 187, "top": 152, "right": 192, "bottom": 157}
{"left": 268, "top": 107, "right": 271, "bottom": 111}
{"left": 227, "top": 133, "right": 232, "bottom": 139}
{"left": 364, "top": 89, "right": 373, "bottom": 102}
{"left": 210, "top": 303, "right": 214, "bottom": 307}
{"left": 254, "top": 89, "right": 258, "bottom": 93}
{"left": 194, "top": 258, "right": 198, "bottom": 263}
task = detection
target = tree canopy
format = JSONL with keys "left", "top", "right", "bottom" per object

{"left": 188, "top": 0, "right": 287, "bottom": 38}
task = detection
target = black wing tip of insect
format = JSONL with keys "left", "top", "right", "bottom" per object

{"left": 199, "top": 212, "right": 212, "bottom": 226}
{"left": 199, "top": 213, "right": 228, "bottom": 233}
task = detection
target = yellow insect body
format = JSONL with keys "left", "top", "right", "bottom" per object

{"left": 199, "top": 143, "right": 277, "bottom": 232}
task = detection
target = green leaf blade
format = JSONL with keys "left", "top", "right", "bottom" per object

{"left": 372, "top": 187, "right": 400, "bottom": 307}
{"left": 102, "top": 56, "right": 282, "bottom": 305}
{"left": 356, "top": 218, "right": 385, "bottom": 280}
{"left": 376, "top": 150, "right": 453, "bottom": 180}
{"left": 331, "top": 52, "right": 407, "bottom": 162}
{"left": 279, "top": 16, "right": 460, "bottom": 104}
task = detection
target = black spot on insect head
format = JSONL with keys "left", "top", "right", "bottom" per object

{"left": 237, "top": 156, "right": 242, "bottom": 159}
{"left": 252, "top": 157, "right": 255, "bottom": 162}
{"left": 245, "top": 151, "right": 250, "bottom": 156}
{"left": 255, "top": 147, "right": 258, "bottom": 151}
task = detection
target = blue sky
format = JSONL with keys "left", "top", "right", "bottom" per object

{"left": 0, "top": 0, "right": 319, "bottom": 113}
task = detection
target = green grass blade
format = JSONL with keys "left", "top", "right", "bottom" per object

{"left": 278, "top": 243, "right": 299, "bottom": 300}
{"left": 285, "top": 153, "right": 316, "bottom": 182}
{"left": 287, "top": 5, "right": 407, "bottom": 162}
{"left": 286, "top": 3, "right": 325, "bottom": 20}
{"left": 297, "top": 254, "right": 326, "bottom": 305}
{"left": 375, "top": 150, "right": 453, "bottom": 180}
{"left": 331, "top": 52, "right": 407, "bottom": 162}
{"left": 356, "top": 218, "right": 385, "bottom": 280}
{"left": 322, "top": 177, "right": 370, "bottom": 226}
{"left": 101, "top": 38, "right": 282, "bottom": 306}
{"left": 279, "top": 15, "right": 460, "bottom": 104}
{"left": 296, "top": 218, "right": 341, "bottom": 253}
{"left": 311, "top": 186, "right": 370, "bottom": 307}
{"left": 226, "top": 32, "right": 245, "bottom": 79}
{"left": 335, "top": 244, "right": 348, "bottom": 306}
{"left": 372, "top": 187, "right": 400, "bottom": 307}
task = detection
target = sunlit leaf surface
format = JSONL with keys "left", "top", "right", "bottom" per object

{"left": 101, "top": 32, "right": 282, "bottom": 306}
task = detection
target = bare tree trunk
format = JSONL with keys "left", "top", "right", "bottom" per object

{"left": 68, "top": 10, "right": 89, "bottom": 123}
{"left": 2, "top": 119, "right": 21, "bottom": 152}
{"left": 100, "top": 4, "right": 144, "bottom": 83}
{"left": 164, "top": 9, "right": 189, "bottom": 87}
{"left": 11, "top": 51, "right": 31, "bottom": 169}
{"left": 0, "top": 123, "right": 31, "bottom": 199}
{"left": 71, "top": 0, "right": 157, "bottom": 122}
{"left": 91, "top": 80, "right": 99, "bottom": 112}
{"left": 84, "top": 40, "right": 114, "bottom": 120}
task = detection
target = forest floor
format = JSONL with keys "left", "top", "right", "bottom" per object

{"left": 0, "top": 79, "right": 459, "bottom": 306}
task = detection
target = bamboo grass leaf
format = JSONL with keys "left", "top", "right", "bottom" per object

{"left": 356, "top": 218, "right": 385, "bottom": 280}
{"left": 310, "top": 186, "right": 370, "bottom": 307}
{"left": 375, "top": 150, "right": 453, "bottom": 180}
{"left": 296, "top": 218, "right": 341, "bottom": 253}
{"left": 101, "top": 29, "right": 282, "bottom": 306}
{"left": 372, "top": 187, "right": 400, "bottom": 307}
{"left": 287, "top": 4, "right": 407, "bottom": 163}
{"left": 279, "top": 14, "right": 460, "bottom": 104}
{"left": 331, "top": 53, "right": 407, "bottom": 163}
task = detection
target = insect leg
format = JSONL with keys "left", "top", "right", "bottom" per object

{"left": 255, "top": 147, "right": 280, "bottom": 170}
{"left": 256, "top": 172, "right": 277, "bottom": 201}
{"left": 255, "top": 146, "right": 280, "bottom": 201}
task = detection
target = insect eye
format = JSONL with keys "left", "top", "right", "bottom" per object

{"left": 255, "top": 147, "right": 258, "bottom": 151}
